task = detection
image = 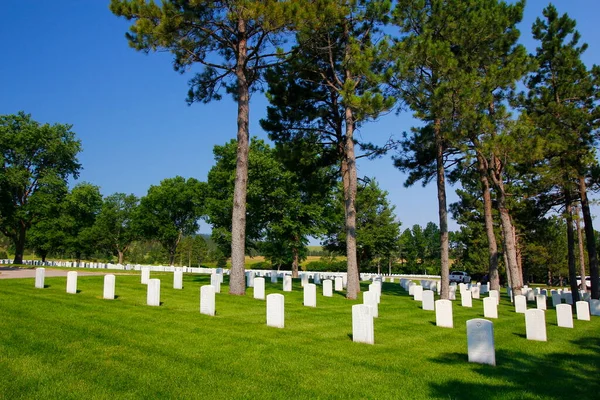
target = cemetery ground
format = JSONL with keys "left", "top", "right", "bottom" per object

{"left": 1, "top": 273, "right": 599, "bottom": 399}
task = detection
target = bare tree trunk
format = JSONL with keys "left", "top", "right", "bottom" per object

{"left": 547, "top": 269, "right": 552, "bottom": 287}
{"left": 13, "top": 224, "right": 26, "bottom": 265}
{"left": 118, "top": 250, "right": 124, "bottom": 265}
{"left": 435, "top": 119, "right": 449, "bottom": 299}
{"left": 579, "top": 176, "right": 599, "bottom": 299}
{"left": 229, "top": 18, "right": 250, "bottom": 296}
{"left": 344, "top": 107, "right": 360, "bottom": 300}
{"left": 575, "top": 204, "right": 587, "bottom": 292}
{"left": 292, "top": 246, "right": 299, "bottom": 278}
{"left": 565, "top": 192, "right": 580, "bottom": 302}
{"left": 496, "top": 190, "right": 521, "bottom": 295}
{"left": 476, "top": 152, "right": 499, "bottom": 291}
{"left": 513, "top": 222, "right": 523, "bottom": 285}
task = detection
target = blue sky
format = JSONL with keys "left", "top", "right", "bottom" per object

{"left": 2, "top": 1, "right": 600, "bottom": 238}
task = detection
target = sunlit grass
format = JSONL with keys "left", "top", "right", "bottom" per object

{"left": 0, "top": 273, "right": 598, "bottom": 399}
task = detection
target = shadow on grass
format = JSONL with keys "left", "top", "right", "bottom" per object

{"left": 428, "top": 347, "right": 600, "bottom": 399}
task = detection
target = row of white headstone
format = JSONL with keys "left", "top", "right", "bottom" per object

{"left": 34, "top": 268, "right": 117, "bottom": 300}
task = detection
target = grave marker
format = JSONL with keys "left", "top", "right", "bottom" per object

{"left": 483, "top": 297, "right": 498, "bottom": 319}
{"left": 304, "top": 283, "right": 317, "bottom": 307}
{"left": 352, "top": 304, "right": 374, "bottom": 345}
{"left": 66, "top": 271, "right": 78, "bottom": 294}
{"left": 514, "top": 295, "right": 527, "bottom": 313}
{"left": 363, "top": 290, "right": 378, "bottom": 318}
{"left": 435, "top": 299, "right": 453, "bottom": 328}
{"left": 536, "top": 294, "right": 547, "bottom": 310}
{"left": 283, "top": 275, "right": 292, "bottom": 292}
{"left": 335, "top": 277, "right": 343, "bottom": 291}
{"left": 147, "top": 279, "right": 161, "bottom": 306}
{"left": 556, "top": 304, "right": 574, "bottom": 328}
{"left": 576, "top": 301, "right": 590, "bottom": 321}
{"left": 173, "top": 269, "right": 183, "bottom": 290}
{"left": 461, "top": 290, "right": 473, "bottom": 308}
{"left": 103, "top": 274, "right": 115, "bottom": 300}
{"left": 254, "top": 277, "right": 265, "bottom": 300}
{"left": 422, "top": 290, "right": 435, "bottom": 311}
{"left": 200, "top": 285, "right": 215, "bottom": 316}
{"left": 141, "top": 267, "right": 150, "bottom": 284}
{"left": 323, "top": 280, "right": 333, "bottom": 297}
{"left": 525, "top": 309, "right": 547, "bottom": 341}
{"left": 467, "top": 319, "right": 496, "bottom": 366}
{"left": 35, "top": 268, "right": 45, "bottom": 289}
{"left": 267, "top": 294, "right": 285, "bottom": 328}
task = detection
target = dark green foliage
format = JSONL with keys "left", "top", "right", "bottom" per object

{"left": 323, "top": 179, "right": 401, "bottom": 269}
{"left": 137, "top": 176, "right": 206, "bottom": 265}
{"left": 0, "top": 112, "right": 81, "bottom": 264}
{"left": 94, "top": 193, "right": 140, "bottom": 264}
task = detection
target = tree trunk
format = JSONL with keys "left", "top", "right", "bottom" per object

{"left": 547, "top": 269, "right": 552, "bottom": 287}
{"left": 344, "top": 106, "right": 360, "bottom": 300}
{"left": 12, "top": 225, "right": 26, "bottom": 265}
{"left": 565, "top": 192, "right": 580, "bottom": 302}
{"left": 118, "top": 250, "right": 124, "bottom": 265}
{"left": 292, "top": 245, "right": 299, "bottom": 278}
{"left": 575, "top": 204, "right": 587, "bottom": 292}
{"left": 579, "top": 175, "right": 599, "bottom": 299}
{"left": 513, "top": 222, "right": 523, "bottom": 286}
{"left": 496, "top": 189, "right": 522, "bottom": 295}
{"left": 40, "top": 251, "right": 47, "bottom": 263}
{"left": 229, "top": 18, "right": 250, "bottom": 296}
{"left": 434, "top": 119, "right": 450, "bottom": 299}
{"left": 476, "top": 153, "right": 499, "bottom": 291}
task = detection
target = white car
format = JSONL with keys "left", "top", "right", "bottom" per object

{"left": 449, "top": 271, "right": 471, "bottom": 283}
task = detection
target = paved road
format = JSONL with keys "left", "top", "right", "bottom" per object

{"left": 0, "top": 267, "right": 108, "bottom": 279}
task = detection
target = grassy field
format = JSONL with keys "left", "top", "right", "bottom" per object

{"left": 1, "top": 272, "right": 599, "bottom": 399}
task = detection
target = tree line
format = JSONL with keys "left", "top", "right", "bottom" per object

{"left": 1, "top": 1, "right": 598, "bottom": 301}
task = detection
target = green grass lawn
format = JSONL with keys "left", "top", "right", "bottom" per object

{"left": 1, "top": 272, "right": 598, "bottom": 399}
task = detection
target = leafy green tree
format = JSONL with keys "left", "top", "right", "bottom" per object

{"left": 0, "top": 112, "right": 81, "bottom": 264}
{"left": 137, "top": 177, "right": 206, "bottom": 265}
{"left": 94, "top": 193, "right": 140, "bottom": 264}
{"left": 176, "top": 235, "right": 208, "bottom": 267}
{"left": 521, "top": 4, "right": 600, "bottom": 299}
{"left": 111, "top": 0, "right": 307, "bottom": 295}
{"left": 323, "top": 179, "right": 401, "bottom": 272}
{"left": 59, "top": 183, "right": 103, "bottom": 262}
{"left": 261, "top": 0, "right": 394, "bottom": 298}
{"left": 207, "top": 138, "right": 331, "bottom": 277}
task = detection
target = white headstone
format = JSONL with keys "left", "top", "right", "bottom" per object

{"left": 270, "top": 270, "right": 278, "bottom": 283}
{"left": 483, "top": 297, "right": 498, "bottom": 319}
{"left": 576, "top": 301, "right": 590, "bottom": 321}
{"left": 246, "top": 271, "right": 255, "bottom": 288}
{"left": 461, "top": 290, "right": 473, "bottom": 308}
{"left": 556, "top": 304, "right": 574, "bottom": 328}
{"left": 254, "top": 277, "right": 265, "bottom": 300}
{"left": 300, "top": 273, "right": 309, "bottom": 287}
{"left": 480, "top": 284, "right": 488, "bottom": 294}
{"left": 448, "top": 285, "right": 456, "bottom": 301}
{"left": 526, "top": 289, "right": 535, "bottom": 302}
{"left": 467, "top": 319, "right": 496, "bottom": 366}
{"left": 323, "top": 280, "right": 333, "bottom": 297}
{"left": 266, "top": 293, "right": 285, "bottom": 328}
{"left": 141, "top": 267, "right": 150, "bottom": 284}
{"left": 514, "top": 295, "right": 527, "bottom": 313}
{"left": 335, "top": 277, "right": 343, "bottom": 291}
{"left": 66, "top": 271, "right": 78, "bottom": 294}
{"left": 590, "top": 299, "right": 600, "bottom": 316}
{"left": 283, "top": 275, "right": 292, "bottom": 292}
{"left": 413, "top": 285, "right": 423, "bottom": 301}
{"left": 489, "top": 290, "right": 499, "bottom": 305}
{"left": 103, "top": 274, "right": 115, "bottom": 300}
{"left": 551, "top": 293, "right": 562, "bottom": 307}
{"left": 363, "top": 290, "right": 378, "bottom": 318}
{"left": 536, "top": 294, "right": 547, "bottom": 310}
{"left": 525, "top": 309, "right": 547, "bottom": 341}
{"left": 562, "top": 292, "right": 573, "bottom": 305}
{"left": 435, "top": 299, "right": 453, "bottom": 328}
{"left": 408, "top": 282, "right": 416, "bottom": 296}
{"left": 173, "top": 270, "right": 183, "bottom": 290}
{"left": 313, "top": 273, "right": 321, "bottom": 285}
{"left": 422, "top": 290, "right": 435, "bottom": 311}
{"left": 352, "top": 304, "right": 374, "bottom": 345}
{"left": 372, "top": 281, "right": 382, "bottom": 303}
{"left": 147, "top": 278, "right": 161, "bottom": 306}
{"left": 200, "top": 285, "right": 215, "bottom": 316}
{"left": 471, "top": 286, "right": 480, "bottom": 299}
{"left": 210, "top": 273, "right": 221, "bottom": 294}
{"left": 35, "top": 268, "right": 45, "bottom": 289}
{"left": 304, "top": 283, "right": 317, "bottom": 307}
